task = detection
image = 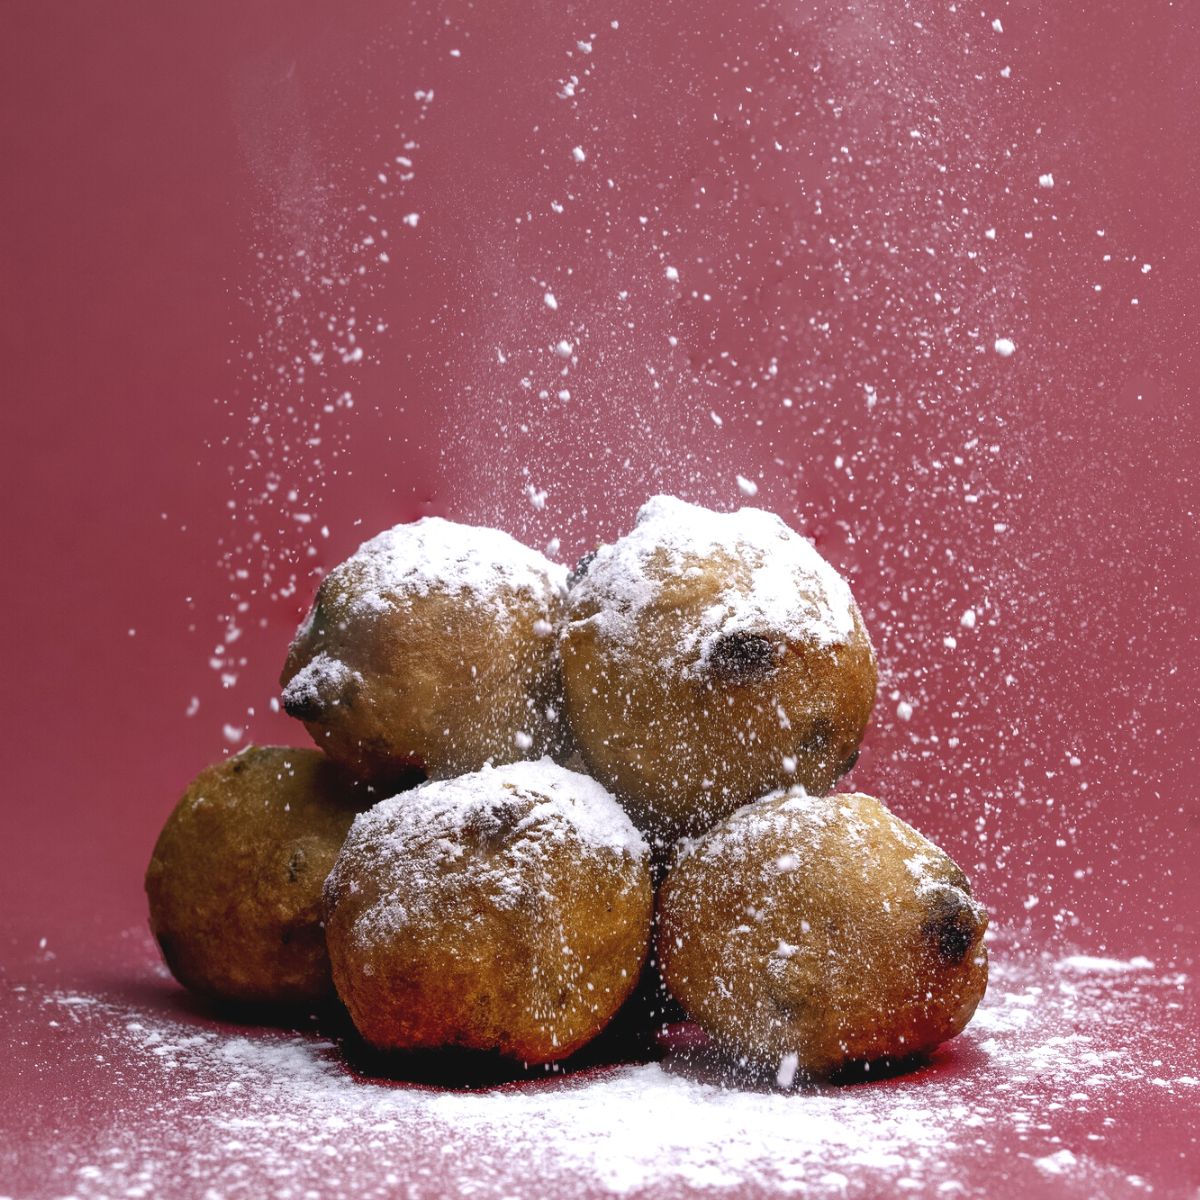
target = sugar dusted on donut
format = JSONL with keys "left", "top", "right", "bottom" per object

{"left": 323, "top": 759, "right": 653, "bottom": 1063}
{"left": 568, "top": 494, "right": 857, "bottom": 675}
{"left": 341, "top": 517, "right": 568, "bottom": 620}
{"left": 280, "top": 518, "right": 569, "bottom": 784}
{"left": 561, "top": 496, "right": 877, "bottom": 842}
{"left": 337, "top": 758, "right": 649, "bottom": 931}
{"left": 657, "top": 789, "right": 988, "bottom": 1079}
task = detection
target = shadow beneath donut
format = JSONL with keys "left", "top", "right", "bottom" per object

{"left": 114, "top": 970, "right": 345, "bottom": 1035}
{"left": 332, "top": 996, "right": 675, "bottom": 1092}
{"left": 655, "top": 1020, "right": 976, "bottom": 1093}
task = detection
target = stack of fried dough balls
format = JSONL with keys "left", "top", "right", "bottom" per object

{"left": 145, "top": 497, "right": 988, "bottom": 1081}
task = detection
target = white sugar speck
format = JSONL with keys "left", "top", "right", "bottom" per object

{"left": 1034, "top": 1150, "right": 1077, "bottom": 1176}
{"left": 736, "top": 475, "right": 759, "bottom": 497}
{"left": 572, "top": 146, "right": 586, "bottom": 163}
{"left": 402, "top": 212, "right": 420, "bottom": 228}
{"left": 960, "top": 608, "right": 977, "bottom": 629}
{"left": 991, "top": 17, "right": 1004, "bottom": 32}
{"left": 776, "top": 1053, "right": 800, "bottom": 1089}
{"left": 1038, "top": 173, "right": 1055, "bottom": 188}
{"left": 994, "top": 337, "right": 1016, "bottom": 357}
{"left": 544, "top": 292, "right": 559, "bottom": 310}
{"left": 665, "top": 265, "right": 680, "bottom": 281}
{"left": 896, "top": 700, "right": 914, "bottom": 721}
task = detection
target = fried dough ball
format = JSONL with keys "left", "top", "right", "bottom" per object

{"left": 280, "top": 518, "right": 568, "bottom": 785}
{"left": 657, "top": 790, "right": 988, "bottom": 1079}
{"left": 561, "top": 496, "right": 876, "bottom": 844}
{"left": 145, "top": 746, "right": 371, "bottom": 1007}
{"left": 323, "top": 759, "right": 653, "bottom": 1063}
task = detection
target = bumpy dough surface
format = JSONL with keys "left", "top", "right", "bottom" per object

{"left": 145, "top": 746, "right": 369, "bottom": 1006}
{"left": 323, "top": 759, "right": 653, "bottom": 1064}
{"left": 561, "top": 496, "right": 876, "bottom": 844}
{"left": 657, "top": 790, "right": 988, "bottom": 1078}
{"left": 281, "top": 518, "right": 569, "bottom": 785}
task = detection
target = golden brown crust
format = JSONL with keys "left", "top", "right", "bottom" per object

{"left": 323, "top": 761, "right": 653, "bottom": 1063}
{"left": 144, "top": 746, "right": 370, "bottom": 1006}
{"left": 657, "top": 791, "right": 988, "bottom": 1077}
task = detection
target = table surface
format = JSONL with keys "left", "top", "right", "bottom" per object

{"left": 2, "top": 1, "right": 1198, "bottom": 1196}
{"left": 4, "top": 926, "right": 1197, "bottom": 1200}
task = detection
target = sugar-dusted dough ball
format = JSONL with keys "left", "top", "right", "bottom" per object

{"left": 145, "top": 746, "right": 371, "bottom": 1006}
{"left": 323, "top": 759, "right": 653, "bottom": 1063}
{"left": 657, "top": 791, "right": 988, "bottom": 1079}
{"left": 280, "top": 518, "right": 569, "bottom": 784}
{"left": 561, "top": 496, "right": 876, "bottom": 844}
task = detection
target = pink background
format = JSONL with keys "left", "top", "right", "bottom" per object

{"left": 2, "top": 1, "right": 1197, "bottom": 1195}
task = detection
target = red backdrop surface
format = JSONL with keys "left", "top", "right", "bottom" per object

{"left": 1, "top": 2, "right": 1197, "bottom": 1197}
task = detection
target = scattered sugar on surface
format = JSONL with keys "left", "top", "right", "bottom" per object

{"left": 569, "top": 495, "right": 857, "bottom": 671}
{"left": 13, "top": 939, "right": 1195, "bottom": 1199}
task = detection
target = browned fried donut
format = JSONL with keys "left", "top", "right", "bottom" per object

{"left": 281, "top": 518, "right": 568, "bottom": 785}
{"left": 323, "top": 759, "right": 653, "bottom": 1064}
{"left": 145, "top": 746, "right": 370, "bottom": 1006}
{"left": 561, "top": 496, "right": 876, "bottom": 845}
{"left": 657, "top": 790, "right": 988, "bottom": 1079}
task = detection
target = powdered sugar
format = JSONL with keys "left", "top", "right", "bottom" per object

{"left": 280, "top": 651, "right": 363, "bottom": 714}
{"left": 675, "top": 788, "right": 836, "bottom": 869}
{"left": 329, "top": 759, "right": 648, "bottom": 943}
{"left": 334, "top": 517, "right": 568, "bottom": 620}
{"left": 568, "top": 496, "right": 858, "bottom": 672}
{"left": 13, "top": 936, "right": 1195, "bottom": 1199}
{"left": 347, "top": 757, "right": 646, "bottom": 862}
{"left": 676, "top": 790, "right": 936, "bottom": 885}
{"left": 1056, "top": 955, "right": 1156, "bottom": 974}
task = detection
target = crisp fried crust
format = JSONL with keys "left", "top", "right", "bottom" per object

{"left": 657, "top": 791, "right": 989, "bottom": 1077}
{"left": 280, "top": 524, "right": 567, "bottom": 785}
{"left": 145, "top": 746, "right": 370, "bottom": 1006}
{"left": 563, "top": 530, "right": 877, "bottom": 844}
{"left": 323, "top": 763, "right": 653, "bottom": 1063}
